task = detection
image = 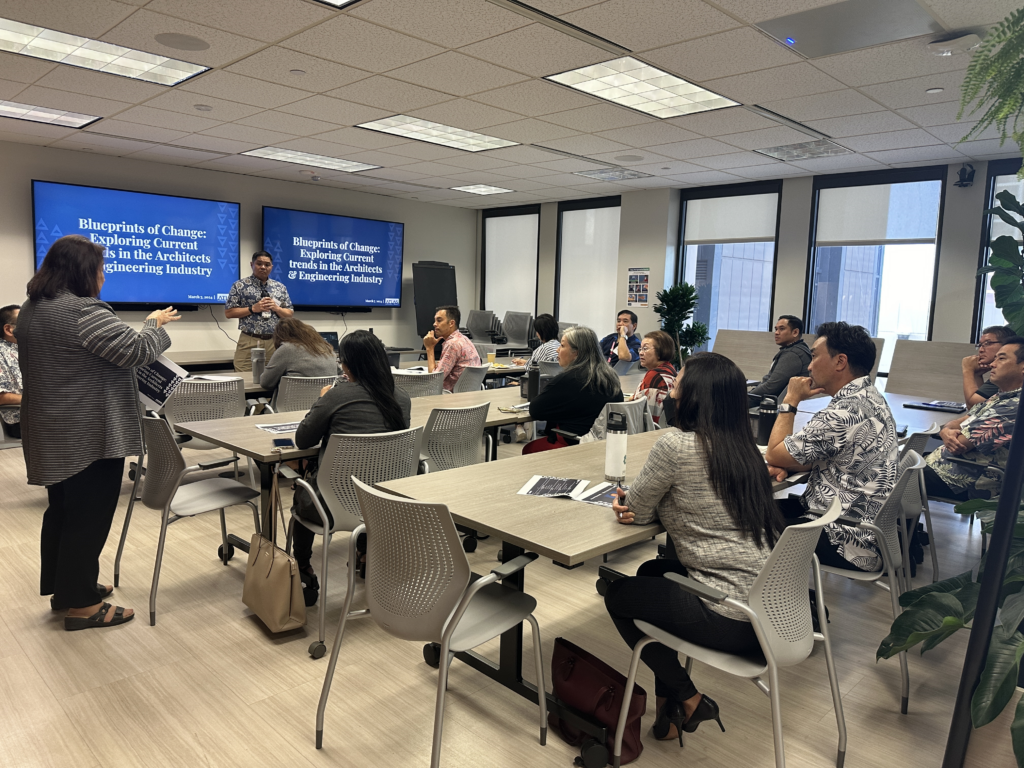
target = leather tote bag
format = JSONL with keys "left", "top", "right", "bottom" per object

{"left": 242, "top": 465, "right": 306, "bottom": 632}
{"left": 549, "top": 637, "right": 646, "bottom": 765}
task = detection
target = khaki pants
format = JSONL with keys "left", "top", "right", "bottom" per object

{"left": 233, "top": 333, "right": 276, "bottom": 372}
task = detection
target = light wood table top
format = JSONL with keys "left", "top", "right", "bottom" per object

{"left": 195, "top": 370, "right": 270, "bottom": 396}
{"left": 166, "top": 349, "right": 235, "bottom": 367}
{"left": 397, "top": 360, "right": 528, "bottom": 377}
{"left": 409, "top": 387, "right": 532, "bottom": 429}
{"left": 797, "top": 390, "right": 959, "bottom": 433}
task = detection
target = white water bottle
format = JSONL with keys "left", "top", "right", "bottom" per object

{"left": 605, "top": 411, "right": 628, "bottom": 483}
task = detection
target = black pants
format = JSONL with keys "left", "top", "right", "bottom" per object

{"left": 291, "top": 489, "right": 334, "bottom": 570}
{"left": 776, "top": 497, "right": 870, "bottom": 572}
{"left": 4, "top": 421, "right": 20, "bottom": 439}
{"left": 923, "top": 465, "right": 971, "bottom": 502}
{"left": 604, "top": 558, "right": 760, "bottom": 702}
{"left": 40, "top": 457, "right": 125, "bottom": 609}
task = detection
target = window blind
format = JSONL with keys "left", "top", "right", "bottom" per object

{"left": 558, "top": 206, "right": 621, "bottom": 333}
{"left": 684, "top": 193, "right": 777, "bottom": 244}
{"left": 484, "top": 213, "right": 538, "bottom": 319}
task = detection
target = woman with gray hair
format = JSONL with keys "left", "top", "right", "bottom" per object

{"left": 523, "top": 325, "right": 623, "bottom": 454}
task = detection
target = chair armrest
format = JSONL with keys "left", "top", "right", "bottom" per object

{"left": 946, "top": 456, "right": 1004, "bottom": 478}
{"left": 197, "top": 457, "right": 239, "bottom": 471}
{"left": 491, "top": 552, "right": 538, "bottom": 580}
{"left": 663, "top": 572, "right": 729, "bottom": 603}
{"left": 549, "top": 428, "right": 581, "bottom": 444}
{"left": 279, "top": 465, "right": 300, "bottom": 480}
{"left": 837, "top": 514, "right": 863, "bottom": 527}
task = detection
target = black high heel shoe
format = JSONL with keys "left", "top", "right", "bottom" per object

{"left": 652, "top": 701, "right": 685, "bottom": 745}
{"left": 681, "top": 694, "right": 725, "bottom": 734}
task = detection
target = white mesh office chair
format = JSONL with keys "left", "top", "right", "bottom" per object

{"left": 580, "top": 398, "right": 656, "bottom": 443}
{"left": 287, "top": 426, "right": 423, "bottom": 657}
{"left": 315, "top": 479, "right": 547, "bottom": 768}
{"left": 134, "top": 417, "right": 259, "bottom": 626}
{"left": 538, "top": 360, "right": 562, "bottom": 378}
{"left": 466, "top": 309, "right": 495, "bottom": 341}
{"left": 557, "top": 321, "right": 575, "bottom": 340}
{"left": 472, "top": 342, "right": 497, "bottom": 361}
{"left": 503, "top": 311, "right": 533, "bottom": 347}
{"left": 392, "top": 370, "right": 444, "bottom": 398}
{"left": 612, "top": 498, "right": 846, "bottom": 768}
{"left": 266, "top": 375, "right": 337, "bottom": 413}
{"left": 899, "top": 424, "right": 941, "bottom": 583}
{"left": 451, "top": 364, "right": 489, "bottom": 394}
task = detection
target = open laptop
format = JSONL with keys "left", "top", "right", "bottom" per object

{"left": 317, "top": 331, "right": 339, "bottom": 353}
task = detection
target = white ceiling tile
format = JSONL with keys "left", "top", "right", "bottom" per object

{"left": 536, "top": 134, "right": 631, "bottom": 156}
{"left": 181, "top": 71, "right": 308, "bottom": 109}
{"left": 384, "top": 160, "right": 467, "bottom": 177}
{"left": 790, "top": 154, "right": 886, "bottom": 171}
{"left": 143, "top": 90, "right": 262, "bottom": 122}
{"left": 0, "top": 51, "right": 55, "bottom": 84}
{"left": 227, "top": 48, "right": 370, "bottom": 93}
{"left": 407, "top": 175, "right": 467, "bottom": 188}
{"left": 705, "top": 63, "right": 846, "bottom": 104}
{"left": 0, "top": 117, "right": 76, "bottom": 140}
{"left": 408, "top": 99, "right": 523, "bottom": 130}
{"left": 690, "top": 151, "right": 782, "bottom": 169}
{"left": 727, "top": 162, "right": 807, "bottom": 178}
{"left": 273, "top": 137, "right": 361, "bottom": 155}
{"left": 563, "top": 0, "right": 741, "bottom": 51}
{"left": 275, "top": 95, "right": 390, "bottom": 127}
{"left": 251, "top": 166, "right": 328, "bottom": 182}
{"left": 85, "top": 119, "right": 188, "bottom": 144}
{"left": 957, "top": 139, "right": 1022, "bottom": 159}
{"left": 470, "top": 80, "right": 597, "bottom": 117}
{"left": 351, "top": 0, "right": 530, "bottom": 47}
{"left": 357, "top": 166, "right": 429, "bottom": 182}
{"left": 199, "top": 122, "right": 296, "bottom": 145}
{"left": 101, "top": 9, "right": 263, "bottom": 68}
{"left": 486, "top": 118, "right": 581, "bottom": 144}
{"left": 399, "top": 188, "right": 477, "bottom": 201}
{"left": 627, "top": 159, "right": 707, "bottom": 175}
{"left": 0, "top": 78, "right": 26, "bottom": 100}
{"left": 643, "top": 27, "right": 799, "bottom": 83}
{"left": 485, "top": 144, "right": 565, "bottom": 164}
{"left": 51, "top": 131, "right": 155, "bottom": 154}
{"left": 585, "top": 150, "right": 675, "bottom": 166}
{"left": 897, "top": 101, "right": 971, "bottom": 127}
{"left": 840, "top": 128, "right": 943, "bottom": 152}
{"left": 721, "top": 126, "right": 814, "bottom": 150}
{"left": 126, "top": 145, "right": 226, "bottom": 165}
{"left": 326, "top": 76, "right": 451, "bottom": 112}
{"left": 191, "top": 154, "right": 281, "bottom": 172}
{"left": 13, "top": 85, "right": 131, "bottom": 117}
{"left": 926, "top": 122, "right": 999, "bottom": 144}
{"left": 485, "top": 190, "right": 547, "bottom": 202}
{"left": 924, "top": 0, "right": 1020, "bottom": 27}
{"left": 667, "top": 170, "right": 744, "bottom": 184}
{"left": 531, "top": 158, "right": 608, "bottom": 172}
{"left": 145, "top": 0, "right": 333, "bottom": 43}
{"left": 438, "top": 153, "right": 518, "bottom": 171}
{"left": 668, "top": 106, "right": 781, "bottom": 136}
{"left": 341, "top": 149, "right": 422, "bottom": 167}
{"left": 499, "top": 178, "right": 556, "bottom": 191}
{"left": 0, "top": 128, "right": 64, "bottom": 146}
{"left": 709, "top": 0, "right": 843, "bottom": 23}
{"left": 812, "top": 38, "right": 969, "bottom": 88}
{"left": 616, "top": 176, "right": 680, "bottom": 188}
{"left": 543, "top": 103, "right": 650, "bottom": 132}
{"left": 527, "top": 172, "right": 594, "bottom": 186}
{"left": 281, "top": 14, "right": 443, "bottom": 72}
{"left": 375, "top": 140, "right": 469, "bottom": 161}
{"left": 761, "top": 89, "right": 887, "bottom": 121}
{"left": 115, "top": 105, "right": 221, "bottom": 132}
{"left": 387, "top": 52, "right": 529, "bottom": 96}
{"left": 645, "top": 137, "right": 740, "bottom": 160}
{"left": 33, "top": 67, "right": 164, "bottom": 103}
{"left": 459, "top": 23, "right": 611, "bottom": 78}
{"left": 0, "top": 0, "right": 135, "bottom": 38}
{"left": 172, "top": 133, "right": 262, "bottom": 153}
{"left": 490, "top": 162, "right": 566, "bottom": 178}
{"left": 804, "top": 111, "right": 917, "bottom": 138}
{"left": 235, "top": 110, "right": 338, "bottom": 136}
{"left": 445, "top": 170, "right": 521, "bottom": 185}
{"left": 312, "top": 126, "right": 409, "bottom": 149}
{"left": 861, "top": 145, "right": 966, "bottom": 164}
{"left": 858, "top": 71, "right": 967, "bottom": 110}
{"left": 595, "top": 121, "right": 701, "bottom": 147}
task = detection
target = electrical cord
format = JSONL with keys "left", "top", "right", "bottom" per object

{"left": 208, "top": 305, "right": 239, "bottom": 344}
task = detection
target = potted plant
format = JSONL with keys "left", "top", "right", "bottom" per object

{"left": 651, "top": 282, "right": 709, "bottom": 366}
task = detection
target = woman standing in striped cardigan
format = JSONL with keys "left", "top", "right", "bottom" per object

{"left": 18, "top": 235, "right": 179, "bottom": 630}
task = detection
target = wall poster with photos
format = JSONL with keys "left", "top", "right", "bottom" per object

{"left": 627, "top": 266, "right": 650, "bottom": 307}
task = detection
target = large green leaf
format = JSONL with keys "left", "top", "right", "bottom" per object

{"left": 900, "top": 570, "right": 973, "bottom": 607}
{"left": 989, "top": 205, "right": 1024, "bottom": 235}
{"left": 972, "top": 630, "right": 1024, "bottom": 728}
{"left": 999, "top": 592, "right": 1024, "bottom": 638}
{"left": 877, "top": 592, "right": 966, "bottom": 659}
{"left": 1010, "top": 696, "right": 1024, "bottom": 768}
{"left": 998, "top": 190, "right": 1024, "bottom": 217}
{"left": 992, "top": 235, "right": 1024, "bottom": 263}
{"left": 955, "top": 499, "right": 1001, "bottom": 516}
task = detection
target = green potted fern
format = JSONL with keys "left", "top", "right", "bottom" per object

{"left": 651, "top": 282, "right": 709, "bottom": 366}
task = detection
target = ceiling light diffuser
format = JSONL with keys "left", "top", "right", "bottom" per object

{"left": 0, "top": 17, "right": 208, "bottom": 86}
{"left": 753, "top": 138, "right": 852, "bottom": 161}
{"left": 0, "top": 99, "right": 100, "bottom": 128}
{"left": 574, "top": 168, "right": 653, "bottom": 181}
{"left": 242, "top": 147, "right": 379, "bottom": 172}
{"left": 546, "top": 56, "right": 738, "bottom": 119}
{"left": 451, "top": 184, "right": 512, "bottom": 195}
{"left": 356, "top": 115, "right": 518, "bottom": 152}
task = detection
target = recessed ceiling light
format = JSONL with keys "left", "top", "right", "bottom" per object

{"left": 242, "top": 147, "right": 379, "bottom": 172}
{"left": 153, "top": 32, "right": 209, "bottom": 51}
{"left": 546, "top": 56, "right": 738, "bottom": 119}
{"left": 925, "top": 87, "right": 944, "bottom": 94}
{"left": 193, "top": 104, "right": 212, "bottom": 112}
{"left": 451, "top": 184, "right": 513, "bottom": 195}
{"left": 753, "top": 138, "right": 852, "bottom": 161}
{"left": 356, "top": 115, "right": 518, "bottom": 152}
{"left": 0, "top": 17, "right": 208, "bottom": 85}
{"left": 0, "top": 99, "right": 100, "bottom": 128}
{"left": 575, "top": 168, "right": 653, "bottom": 181}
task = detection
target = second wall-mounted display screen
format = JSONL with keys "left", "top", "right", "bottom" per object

{"left": 262, "top": 206, "right": 404, "bottom": 309}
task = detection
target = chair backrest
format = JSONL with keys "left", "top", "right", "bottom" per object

{"left": 164, "top": 377, "right": 245, "bottom": 427}
{"left": 612, "top": 359, "right": 639, "bottom": 375}
{"left": 885, "top": 339, "right": 977, "bottom": 402}
{"left": 353, "top": 477, "right": 471, "bottom": 643}
{"left": 584, "top": 399, "right": 655, "bottom": 441}
{"left": 538, "top": 360, "right": 563, "bottom": 378}
{"left": 868, "top": 337, "right": 885, "bottom": 383}
{"left": 392, "top": 370, "right": 445, "bottom": 398}
{"left": 472, "top": 342, "right": 497, "bottom": 361}
{"left": 557, "top": 321, "right": 575, "bottom": 340}
{"left": 902, "top": 423, "right": 940, "bottom": 457}
{"left": 140, "top": 416, "right": 187, "bottom": 510}
{"left": 275, "top": 375, "right": 337, "bottom": 413}
{"left": 871, "top": 449, "right": 925, "bottom": 572}
{"left": 317, "top": 427, "right": 424, "bottom": 532}
{"left": 466, "top": 309, "right": 495, "bottom": 341}
{"left": 747, "top": 498, "right": 842, "bottom": 667}
{"left": 711, "top": 330, "right": 779, "bottom": 380}
{"left": 452, "top": 364, "right": 490, "bottom": 394}
{"left": 503, "top": 311, "right": 533, "bottom": 346}
{"left": 422, "top": 402, "right": 490, "bottom": 471}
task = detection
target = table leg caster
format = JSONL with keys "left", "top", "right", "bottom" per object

{"left": 574, "top": 737, "right": 609, "bottom": 768}
{"left": 218, "top": 543, "right": 235, "bottom": 564}
{"left": 423, "top": 642, "right": 441, "bottom": 668}
{"left": 309, "top": 641, "right": 327, "bottom": 659}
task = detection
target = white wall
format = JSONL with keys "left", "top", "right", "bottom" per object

{"left": 0, "top": 140, "right": 478, "bottom": 353}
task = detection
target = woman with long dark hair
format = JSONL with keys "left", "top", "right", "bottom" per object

{"left": 292, "top": 330, "right": 411, "bottom": 604}
{"left": 604, "top": 352, "right": 781, "bottom": 744}
{"left": 19, "top": 234, "right": 179, "bottom": 630}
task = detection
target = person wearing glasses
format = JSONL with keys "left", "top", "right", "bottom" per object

{"left": 225, "top": 251, "right": 294, "bottom": 372}
{"left": 632, "top": 330, "right": 678, "bottom": 424}
{"left": 963, "top": 325, "right": 1014, "bottom": 406}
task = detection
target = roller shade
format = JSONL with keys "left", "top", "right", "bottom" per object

{"left": 558, "top": 206, "right": 620, "bottom": 332}
{"left": 484, "top": 213, "right": 538, "bottom": 318}
{"left": 684, "top": 193, "right": 778, "bottom": 244}
{"left": 816, "top": 180, "right": 942, "bottom": 245}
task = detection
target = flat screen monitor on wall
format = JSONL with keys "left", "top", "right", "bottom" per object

{"left": 262, "top": 205, "right": 404, "bottom": 311}
{"left": 32, "top": 180, "right": 240, "bottom": 307}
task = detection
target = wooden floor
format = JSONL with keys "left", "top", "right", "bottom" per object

{"left": 0, "top": 436, "right": 1009, "bottom": 768}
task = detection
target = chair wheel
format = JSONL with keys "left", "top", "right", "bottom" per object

{"left": 423, "top": 643, "right": 441, "bottom": 668}
{"left": 309, "top": 641, "right": 327, "bottom": 659}
{"left": 576, "top": 738, "right": 608, "bottom": 768}
{"left": 218, "top": 544, "right": 235, "bottom": 563}
{"left": 462, "top": 536, "right": 478, "bottom": 553}
{"left": 595, "top": 577, "right": 609, "bottom": 596}
{"left": 128, "top": 469, "right": 136, "bottom": 481}
{"left": 501, "top": 432, "right": 512, "bottom": 444}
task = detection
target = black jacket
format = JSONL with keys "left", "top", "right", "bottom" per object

{"left": 529, "top": 366, "right": 623, "bottom": 436}
{"left": 748, "top": 338, "right": 812, "bottom": 402}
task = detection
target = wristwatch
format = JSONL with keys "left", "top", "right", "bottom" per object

{"left": 248, "top": 305, "right": 255, "bottom": 315}
{"left": 778, "top": 403, "right": 798, "bottom": 414}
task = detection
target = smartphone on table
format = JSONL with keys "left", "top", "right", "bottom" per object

{"left": 273, "top": 438, "right": 295, "bottom": 448}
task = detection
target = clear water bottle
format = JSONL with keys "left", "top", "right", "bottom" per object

{"left": 605, "top": 411, "right": 628, "bottom": 483}
{"left": 756, "top": 397, "right": 777, "bottom": 446}
{"left": 260, "top": 287, "right": 272, "bottom": 320}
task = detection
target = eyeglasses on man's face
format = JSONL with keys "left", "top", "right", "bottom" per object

{"left": 977, "top": 340, "right": 1001, "bottom": 349}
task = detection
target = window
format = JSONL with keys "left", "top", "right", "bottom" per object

{"left": 680, "top": 184, "right": 780, "bottom": 350}
{"left": 556, "top": 198, "right": 621, "bottom": 333}
{"left": 808, "top": 169, "right": 945, "bottom": 375}
{"left": 978, "top": 159, "right": 1024, "bottom": 333}
{"left": 482, "top": 205, "right": 539, "bottom": 319}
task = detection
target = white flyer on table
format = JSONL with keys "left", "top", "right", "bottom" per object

{"left": 255, "top": 422, "right": 302, "bottom": 435}
{"left": 517, "top": 475, "right": 590, "bottom": 499}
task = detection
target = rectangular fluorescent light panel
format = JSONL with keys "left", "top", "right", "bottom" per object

{"left": 451, "top": 184, "right": 512, "bottom": 195}
{"left": 356, "top": 115, "right": 518, "bottom": 152}
{"left": 242, "top": 147, "right": 380, "bottom": 172}
{"left": 754, "top": 138, "right": 852, "bottom": 161}
{"left": 0, "top": 99, "right": 99, "bottom": 128}
{"left": 575, "top": 168, "right": 653, "bottom": 181}
{"left": 547, "top": 57, "right": 738, "bottom": 119}
{"left": 0, "top": 17, "right": 208, "bottom": 86}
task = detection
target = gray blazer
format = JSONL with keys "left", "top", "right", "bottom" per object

{"left": 17, "top": 291, "right": 170, "bottom": 486}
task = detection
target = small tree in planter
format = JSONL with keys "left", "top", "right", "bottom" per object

{"left": 652, "top": 282, "right": 710, "bottom": 367}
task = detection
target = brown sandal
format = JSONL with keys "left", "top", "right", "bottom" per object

{"left": 64, "top": 602, "right": 134, "bottom": 631}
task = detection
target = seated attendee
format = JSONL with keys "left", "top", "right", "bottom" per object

{"left": 0, "top": 304, "right": 21, "bottom": 438}
{"left": 605, "top": 352, "right": 782, "bottom": 744}
{"left": 747, "top": 315, "right": 811, "bottom": 407}
{"left": 600, "top": 310, "right": 641, "bottom": 370}
{"left": 260, "top": 317, "right": 339, "bottom": 407}
{"left": 512, "top": 313, "right": 559, "bottom": 370}
{"left": 963, "top": 324, "right": 1014, "bottom": 406}
{"left": 765, "top": 321, "right": 898, "bottom": 572}
{"left": 927, "top": 336, "right": 1024, "bottom": 501}
{"left": 423, "top": 305, "right": 480, "bottom": 391}
{"left": 633, "top": 330, "right": 677, "bottom": 424}
{"left": 292, "top": 330, "right": 412, "bottom": 605}
{"left": 524, "top": 325, "right": 623, "bottom": 453}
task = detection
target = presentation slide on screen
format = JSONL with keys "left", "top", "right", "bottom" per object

{"left": 262, "top": 206, "right": 404, "bottom": 308}
{"left": 33, "top": 181, "right": 240, "bottom": 305}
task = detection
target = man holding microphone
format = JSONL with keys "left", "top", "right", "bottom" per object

{"left": 225, "top": 250, "right": 293, "bottom": 372}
